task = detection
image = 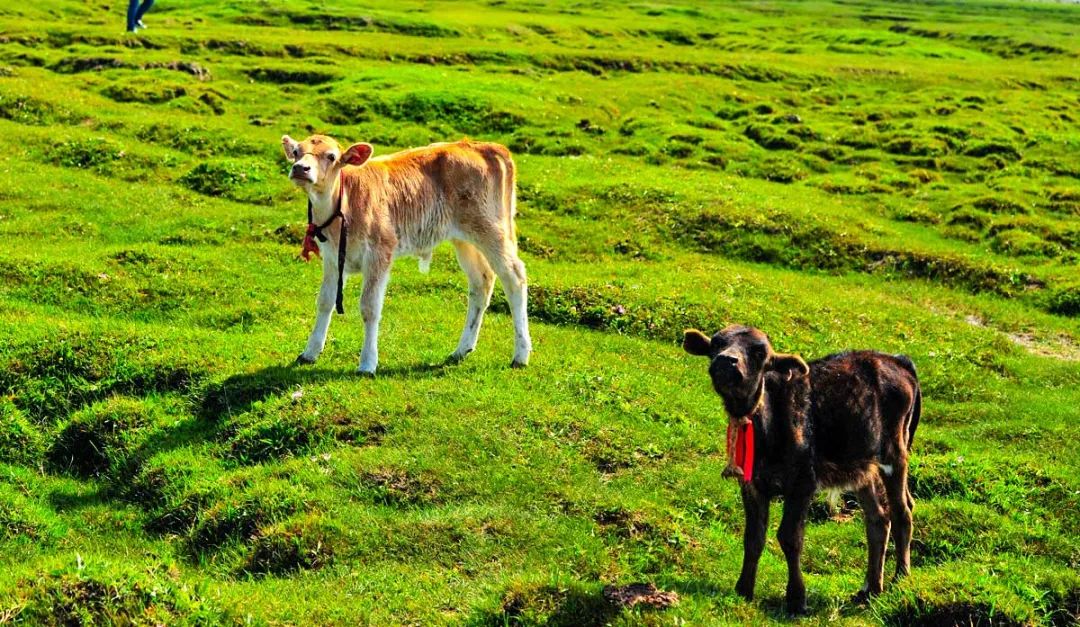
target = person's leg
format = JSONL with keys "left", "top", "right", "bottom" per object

{"left": 135, "top": 0, "right": 155, "bottom": 24}
{"left": 126, "top": 0, "right": 140, "bottom": 31}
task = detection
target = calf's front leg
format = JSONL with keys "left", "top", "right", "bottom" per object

{"left": 777, "top": 490, "right": 813, "bottom": 615}
{"left": 735, "top": 483, "right": 769, "bottom": 601}
{"left": 357, "top": 256, "right": 390, "bottom": 374}
{"left": 298, "top": 255, "right": 342, "bottom": 364}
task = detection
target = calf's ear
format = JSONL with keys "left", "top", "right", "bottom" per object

{"left": 683, "top": 329, "right": 712, "bottom": 356}
{"left": 281, "top": 135, "right": 300, "bottom": 162}
{"left": 768, "top": 353, "right": 809, "bottom": 381}
{"left": 342, "top": 142, "right": 374, "bottom": 167}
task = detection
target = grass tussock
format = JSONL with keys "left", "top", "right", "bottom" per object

{"left": 3, "top": 563, "right": 236, "bottom": 626}
{"left": 48, "top": 396, "right": 154, "bottom": 478}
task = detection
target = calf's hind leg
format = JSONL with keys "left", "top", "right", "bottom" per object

{"left": 853, "top": 478, "right": 890, "bottom": 602}
{"left": 449, "top": 240, "right": 495, "bottom": 362}
{"left": 479, "top": 240, "right": 531, "bottom": 368}
{"left": 883, "top": 458, "right": 913, "bottom": 578}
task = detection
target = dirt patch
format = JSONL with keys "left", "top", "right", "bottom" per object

{"left": 602, "top": 583, "right": 678, "bottom": 609}
{"left": 593, "top": 507, "right": 653, "bottom": 538}
{"left": 964, "top": 314, "right": 1080, "bottom": 360}
{"left": 355, "top": 467, "right": 441, "bottom": 507}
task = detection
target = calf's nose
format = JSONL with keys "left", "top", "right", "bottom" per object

{"left": 711, "top": 354, "right": 743, "bottom": 382}
{"left": 292, "top": 163, "right": 311, "bottom": 174}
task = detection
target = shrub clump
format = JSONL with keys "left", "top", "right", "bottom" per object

{"left": 241, "top": 514, "right": 339, "bottom": 576}
{"left": 373, "top": 91, "right": 525, "bottom": 134}
{"left": 990, "top": 229, "right": 1058, "bottom": 257}
{"left": 965, "top": 141, "right": 1022, "bottom": 160}
{"left": 491, "top": 580, "right": 617, "bottom": 627}
{"left": 972, "top": 196, "right": 1029, "bottom": 215}
{"left": 0, "top": 93, "right": 80, "bottom": 126}
{"left": 225, "top": 395, "right": 384, "bottom": 465}
{"left": 1045, "top": 284, "right": 1080, "bottom": 317}
{"left": 0, "top": 332, "right": 201, "bottom": 424}
{"left": 101, "top": 82, "right": 187, "bottom": 104}
{"left": 48, "top": 396, "right": 153, "bottom": 478}
{"left": 185, "top": 482, "right": 307, "bottom": 552}
{"left": 883, "top": 136, "right": 947, "bottom": 157}
{"left": 179, "top": 160, "right": 266, "bottom": 198}
{"left": 46, "top": 137, "right": 125, "bottom": 169}
{"left": 5, "top": 563, "right": 234, "bottom": 625}
{"left": 743, "top": 123, "right": 800, "bottom": 150}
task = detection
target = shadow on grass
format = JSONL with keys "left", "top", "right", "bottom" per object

{"left": 199, "top": 359, "right": 453, "bottom": 420}
{"left": 47, "top": 486, "right": 106, "bottom": 511}
{"left": 671, "top": 577, "right": 833, "bottom": 623}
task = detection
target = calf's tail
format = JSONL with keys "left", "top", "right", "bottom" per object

{"left": 908, "top": 383, "right": 921, "bottom": 449}
{"left": 895, "top": 354, "right": 921, "bottom": 449}
{"left": 502, "top": 151, "right": 518, "bottom": 245}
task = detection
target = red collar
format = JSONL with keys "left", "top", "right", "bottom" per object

{"left": 726, "top": 420, "right": 755, "bottom": 483}
{"left": 725, "top": 385, "right": 763, "bottom": 484}
{"left": 300, "top": 174, "right": 344, "bottom": 261}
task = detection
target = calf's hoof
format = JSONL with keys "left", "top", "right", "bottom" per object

{"left": 510, "top": 359, "right": 528, "bottom": 369}
{"left": 295, "top": 353, "right": 317, "bottom": 365}
{"left": 734, "top": 580, "right": 754, "bottom": 601}
{"left": 446, "top": 349, "right": 472, "bottom": 364}
{"left": 850, "top": 589, "right": 877, "bottom": 605}
{"left": 786, "top": 602, "right": 809, "bottom": 617}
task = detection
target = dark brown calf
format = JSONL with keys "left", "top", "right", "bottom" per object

{"left": 684, "top": 325, "right": 920, "bottom": 615}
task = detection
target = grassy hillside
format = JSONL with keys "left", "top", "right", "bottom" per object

{"left": 0, "top": 0, "right": 1078, "bottom": 624}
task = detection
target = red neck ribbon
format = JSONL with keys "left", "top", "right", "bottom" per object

{"left": 726, "top": 421, "right": 755, "bottom": 483}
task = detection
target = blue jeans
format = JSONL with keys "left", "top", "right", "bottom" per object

{"left": 127, "top": 0, "right": 154, "bottom": 31}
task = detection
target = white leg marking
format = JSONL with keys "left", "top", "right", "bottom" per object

{"left": 301, "top": 257, "right": 342, "bottom": 362}
{"left": 501, "top": 257, "right": 532, "bottom": 367}
{"left": 358, "top": 266, "right": 390, "bottom": 374}
{"left": 451, "top": 241, "right": 495, "bottom": 360}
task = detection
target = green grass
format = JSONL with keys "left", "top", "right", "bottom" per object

{"left": 0, "top": 0, "right": 1078, "bottom": 624}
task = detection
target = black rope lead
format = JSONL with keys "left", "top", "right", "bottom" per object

{"left": 335, "top": 214, "right": 347, "bottom": 315}
{"left": 305, "top": 180, "right": 347, "bottom": 315}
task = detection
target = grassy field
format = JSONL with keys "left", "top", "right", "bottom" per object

{"left": 1, "top": 0, "right": 1078, "bottom": 624}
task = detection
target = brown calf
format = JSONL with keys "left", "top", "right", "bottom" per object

{"left": 282, "top": 134, "right": 531, "bottom": 373}
{"left": 684, "top": 325, "right": 920, "bottom": 615}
